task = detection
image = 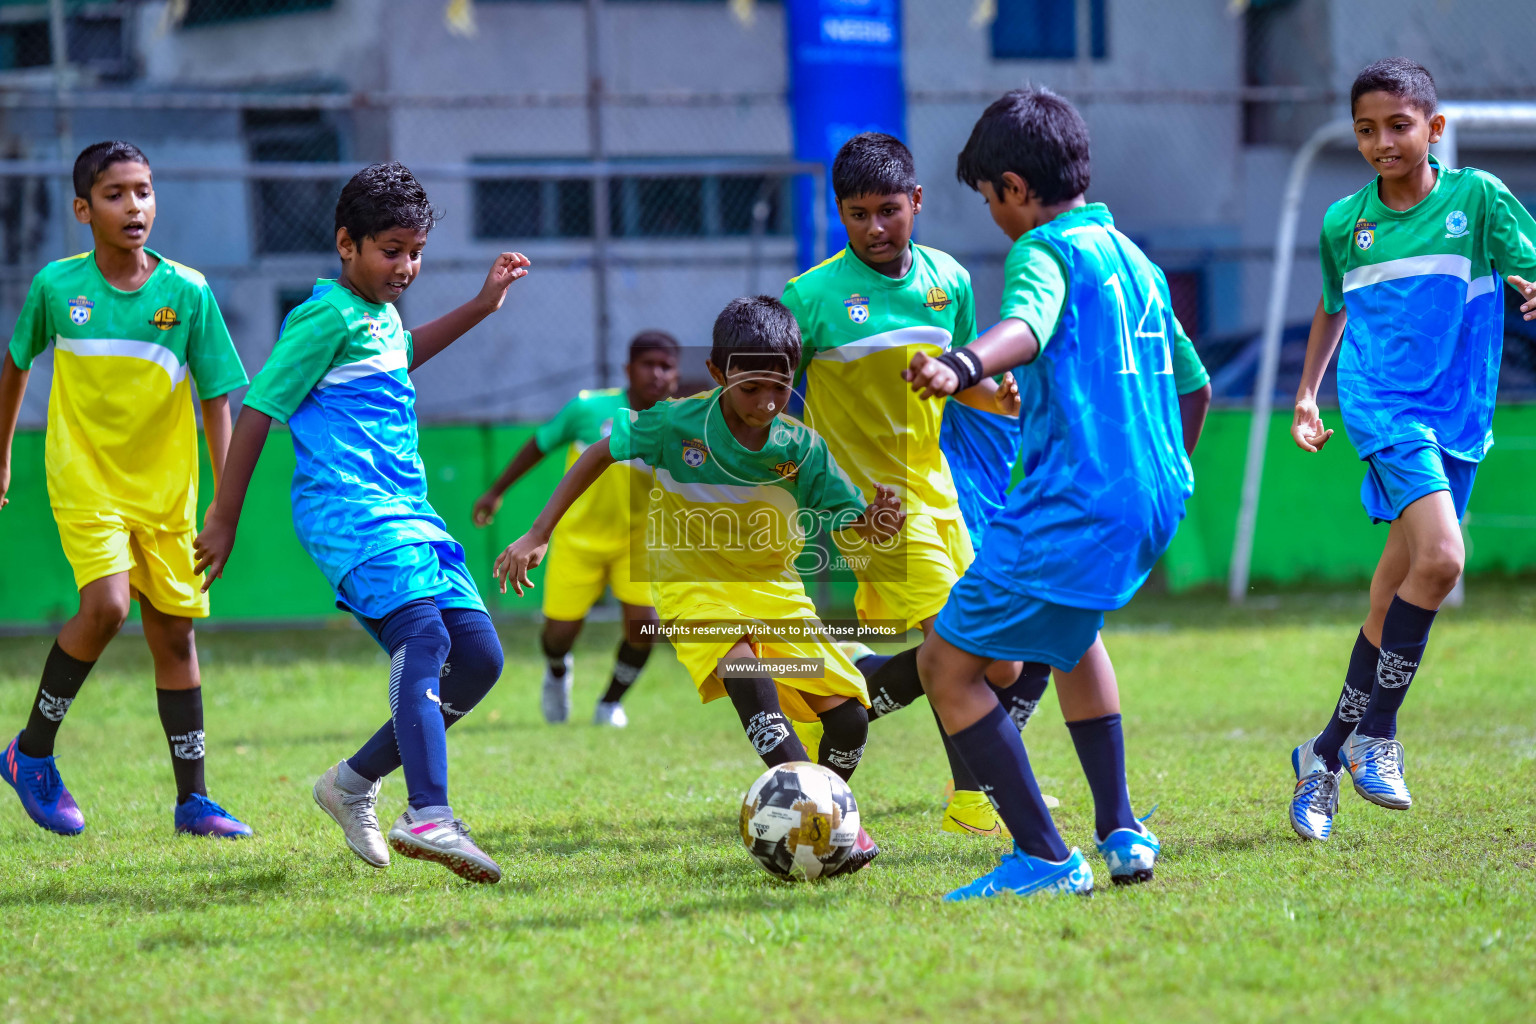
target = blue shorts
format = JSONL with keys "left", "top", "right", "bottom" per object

{"left": 337, "top": 540, "right": 485, "bottom": 621}
{"left": 933, "top": 570, "right": 1104, "bottom": 671}
{"left": 1362, "top": 442, "right": 1478, "bottom": 524}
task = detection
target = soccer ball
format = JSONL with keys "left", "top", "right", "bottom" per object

{"left": 738, "top": 761, "right": 860, "bottom": 881}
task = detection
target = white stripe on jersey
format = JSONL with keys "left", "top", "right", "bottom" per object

{"left": 54, "top": 336, "right": 187, "bottom": 386}
{"left": 811, "top": 325, "right": 952, "bottom": 363}
{"left": 1465, "top": 274, "right": 1498, "bottom": 303}
{"left": 1342, "top": 254, "right": 1473, "bottom": 293}
{"left": 319, "top": 348, "right": 409, "bottom": 389}
{"left": 655, "top": 468, "right": 801, "bottom": 517}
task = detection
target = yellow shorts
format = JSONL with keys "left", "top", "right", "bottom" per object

{"left": 658, "top": 581, "right": 868, "bottom": 724}
{"left": 541, "top": 538, "right": 653, "bottom": 621}
{"left": 54, "top": 510, "right": 209, "bottom": 618}
{"left": 838, "top": 512, "right": 974, "bottom": 630}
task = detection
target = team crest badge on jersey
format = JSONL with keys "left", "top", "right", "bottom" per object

{"left": 1445, "top": 209, "right": 1470, "bottom": 238}
{"left": 362, "top": 314, "right": 388, "bottom": 341}
{"left": 924, "top": 286, "right": 951, "bottom": 311}
{"left": 773, "top": 460, "right": 799, "bottom": 480}
{"left": 844, "top": 294, "right": 870, "bottom": 324}
{"left": 1354, "top": 220, "right": 1376, "bottom": 250}
{"left": 149, "top": 306, "right": 181, "bottom": 331}
{"left": 681, "top": 438, "right": 709, "bottom": 468}
{"left": 67, "top": 296, "right": 93, "bottom": 326}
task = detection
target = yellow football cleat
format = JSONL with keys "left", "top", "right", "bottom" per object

{"left": 942, "top": 789, "right": 1008, "bottom": 837}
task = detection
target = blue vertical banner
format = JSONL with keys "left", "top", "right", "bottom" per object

{"left": 786, "top": 0, "right": 907, "bottom": 273}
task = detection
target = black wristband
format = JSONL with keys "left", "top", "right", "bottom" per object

{"left": 935, "top": 348, "right": 985, "bottom": 392}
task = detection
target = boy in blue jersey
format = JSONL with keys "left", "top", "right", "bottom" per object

{"left": 1287, "top": 60, "right": 1536, "bottom": 842}
{"left": 194, "top": 163, "right": 531, "bottom": 883}
{"left": 905, "top": 88, "right": 1211, "bottom": 900}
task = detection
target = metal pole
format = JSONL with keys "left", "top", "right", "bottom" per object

{"left": 585, "top": 0, "right": 612, "bottom": 388}
{"left": 50, "top": 0, "right": 75, "bottom": 254}
{"left": 1227, "top": 118, "right": 1351, "bottom": 604}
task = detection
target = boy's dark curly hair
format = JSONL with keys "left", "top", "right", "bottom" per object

{"left": 334, "top": 161, "right": 440, "bottom": 243}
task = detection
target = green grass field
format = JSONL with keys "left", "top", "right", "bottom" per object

{"left": 1, "top": 585, "right": 1533, "bottom": 1023}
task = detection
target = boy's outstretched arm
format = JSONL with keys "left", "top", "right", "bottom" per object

{"left": 494, "top": 437, "right": 616, "bottom": 595}
{"left": 193, "top": 408, "right": 273, "bottom": 590}
{"left": 953, "top": 370, "right": 1021, "bottom": 416}
{"left": 473, "top": 436, "right": 544, "bottom": 526}
{"left": 1179, "top": 383, "right": 1212, "bottom": 456}
{"left": 1292, "top": 297, "right": 1348, "bottom": 453}
{"left": 408, "top": 251, "right": 530, "bottom": 370}
{"left": 904, "top": 319, "right": 1040, "bottom": 399}
{"left": 199, "top": 394, "right": 233, "bottom": 494}
{"left": 0, "top": 352, "right": 29, "bottom": 511}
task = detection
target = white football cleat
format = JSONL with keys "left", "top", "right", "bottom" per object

{"left": 541, "top": 653, "right": 574, "bottom": 724}
{"left": 593, "top": 700, "right": 628, "bottom": 728}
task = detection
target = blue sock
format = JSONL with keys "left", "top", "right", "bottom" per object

{"left": 348, "top": 599, "right": 451, "bottom": 810}
{"left": 949, "top": 703, "right": 1070, "bottom": 862}
{"left": 1314, "top": 631, "right": 1378, "bottom": 769}
{"left": 1065, "top": 713, "right": 1137, "bottom": 840}
{"left": 348, "top": 607, "right": 504, "bottom": 783}
{"left": 1358, "top": 597, "right": 1436, "bottom": 740}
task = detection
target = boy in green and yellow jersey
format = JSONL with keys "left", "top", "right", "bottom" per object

{"left": 496, "top": 296, "right": 904, "bottom": 875}
{"left": 473, "top": 331, "right": 680, "bottom": 728}
{"left": 0, "top": 141, "right": 252, "bottom": 838}
{"left": 781, "top": 133, "right": 1027, "bottom": 836}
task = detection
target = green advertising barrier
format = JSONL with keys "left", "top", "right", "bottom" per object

{"left": 2, "top": 407, "right": 1533, "bottom": 627}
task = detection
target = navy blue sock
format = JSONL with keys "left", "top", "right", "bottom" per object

{"left": 1358, "top": 597, "right": 1436, "bottom": 740}
{"left": 948, "top": 703, "right": 1070, "bottom": 862}
{"left": 348, "top": 607, "right": 504, "bottom": 783}
{"left": 1065, "top": 713, "right": 1137, "bottom": 839}
{"left": 1314, "top": 631, "right": 1378, "bottom": 769}
{"left": 992, "top": 662, "right": 1051, "bottom": 732}
{"left": 348, "top": 600, "right": 451, "bottom": 809}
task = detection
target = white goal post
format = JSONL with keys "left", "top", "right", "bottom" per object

{"left": 1227, "top": 102, "right": 1536, "bottom": 604}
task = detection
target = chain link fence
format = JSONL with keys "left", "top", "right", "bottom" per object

{"left": 2, "top": 0, "right": 1536, "bottom": 427}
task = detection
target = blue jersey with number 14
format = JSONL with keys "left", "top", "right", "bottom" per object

{"left": 975, "top": 205, "right": 1194, "bottom": 611}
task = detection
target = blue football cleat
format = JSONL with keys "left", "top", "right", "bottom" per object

{"left": 3, "top": 733, "right": 84, "bottom": 836}
{"left": 1095, "top": 822, "right": 1160, "bottom": 884}
{"left": 1339, "top": 730, "right": 1412, "bottom": 809}
{"left": 1290, "top": 737, "right": 1341, "bottom": 841}
{"left": 944, "top": 845, "right": 1094, "bottom": 902}
{"left": 174, "top": 793, "right": 253, "bottom": 838}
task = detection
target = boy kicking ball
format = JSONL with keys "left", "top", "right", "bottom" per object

{"left": 1288, "top": 58, "right": 1536, "bottom": 841}
{"left": 195, "top": 162, "right": 530, "bottom": 883}
{"left": 496, "top": 297, "right": 902, "bottom": 875}
{"left": 0, "top": 141, "right": 252, "bottom": 839}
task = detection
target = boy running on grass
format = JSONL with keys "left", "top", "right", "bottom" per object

{"left": 1288, "top": 59, "right": 1536, "bottom": 841}
{"left": 194, "top": 162, "right": 530, "bottom": 883}
{"left": 0, "top": 141, "right": 252, "bottom": 839}
{"left": 496, "top": 296, "right": 903, "bottom": 874}
{"left": 781, "top": 132, "right": 1040, "bottom": 838}
{"left": 472, "top": 331, "right": 680, "bottom": 728}
{"left": 906, "top": 87, "right": 1209, "bottom": 900}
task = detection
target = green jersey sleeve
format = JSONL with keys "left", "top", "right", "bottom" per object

{"left": 532, "top": 395, "right": 584, "bottom": 454}
{"left": 185, "top": 281, "right": 248, "bottom": 399}
{"left": 795, "top": 434, "right": 867, "bottom": 519}
{"left": 999, "top": 239, "right": 1069, "bottom": 350}
{"left": 781, "top": 275, "right": 817, "bottom": 375}
{"left": 7, "top": 274, "right": 52, "bottom": 371}
{"left": 1319, "top": 211, "right": 1347, "bottom": 315}
{"left": 1484, "top": 176, "right": 1536, "bottom": 284}
{"left": 609, "top": 401, "right": 668, "bottom": 465}
{"left": 951, "top": 265, "right": 978, "bottom": 348}
{"left": 243, "top": 300, "right": 347, "bottom": 423}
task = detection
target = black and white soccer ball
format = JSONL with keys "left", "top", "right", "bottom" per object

{"left": 738, "top": 761, "right": 860, "bottom": 881}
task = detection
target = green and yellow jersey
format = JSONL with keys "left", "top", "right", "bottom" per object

{"left": 533, "top": 388, "right": 649, "bottom": 555}
{"left": 8, "top": 250, "right": 247, "bottom": 528}
{"left": 781, "top": 243, "right": 977, "bottom": 518}
{"left": 608, "top": 388, "right": 866, "bottom": 614}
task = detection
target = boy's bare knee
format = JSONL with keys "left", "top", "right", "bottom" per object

{"left": 81, "top": 594, "right": 130, "bottom": 641}
{"left": 1413, "top": 539, "right": 1465, "bottom": 596}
